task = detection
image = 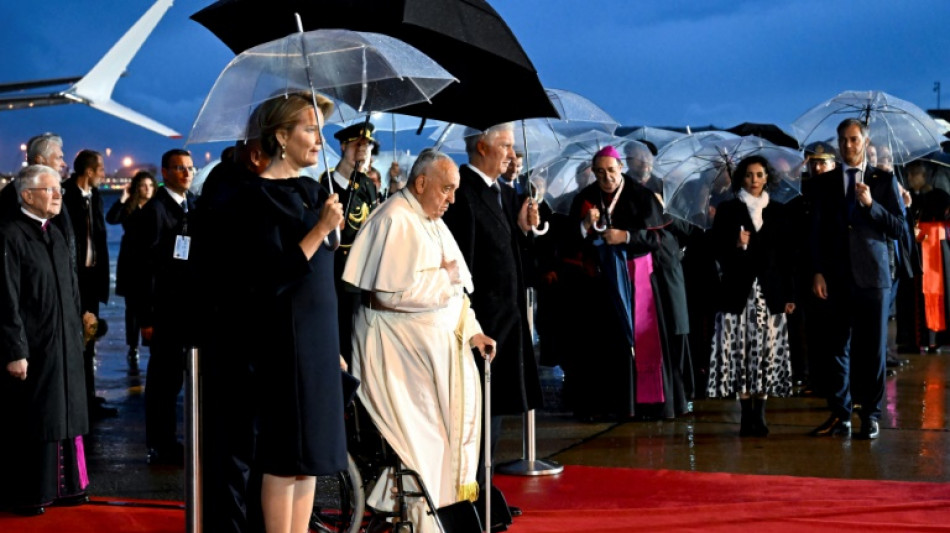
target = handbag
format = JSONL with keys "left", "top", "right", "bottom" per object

{"left": 436, "top": 500, "right": 483, "bottom": 533}
{"left": 341, "top": 370, "right": 360, "bottom": 408}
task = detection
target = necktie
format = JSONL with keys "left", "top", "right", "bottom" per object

{"left": 181, "top": 199, "right": 189, "bottom": 213}
{"left": 490, "top": 181, "right": 503, "bottom": 210}
{"left": 846, "top": 168, "right": 857, "bottom": 217}
{"left": 84, "top": 196, "right": 95, "bottom": 267}
{"left": 41, "top": 220, "right": 49, "bottom": 232}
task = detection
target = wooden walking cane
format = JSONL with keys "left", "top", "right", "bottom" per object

{"left": 483, "top": 344, "right": 493, "bottom": 533}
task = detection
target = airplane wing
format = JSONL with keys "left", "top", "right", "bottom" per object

{"left": 0, "top": 77, "right": 82, "bottom": 93}
{"left": 0, "top": 0, "right": 181, "bottom": 139}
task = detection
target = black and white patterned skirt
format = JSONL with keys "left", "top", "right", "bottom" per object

{"left": 707, "top": 279, "right": 792, "bottom": 398}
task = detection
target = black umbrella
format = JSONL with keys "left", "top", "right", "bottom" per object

{"left": 725, "top": 122, "right": 799, "bottom": 149}
{"left": 191, "top": 0, "right": 558, "bottom": 130}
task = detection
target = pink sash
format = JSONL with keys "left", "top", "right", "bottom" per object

{"left": 629, "top": 254, "right": 664, "bottom": 404}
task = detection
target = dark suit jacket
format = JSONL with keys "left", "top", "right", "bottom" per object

{"left": 131, "top": 186, "right": 196, "bottom": 343}
{"left": 711, "top": 197, "right": 794, "bottom": 315}
{"left": 62, "top": 178, "right": 110, "bottom": 305}
{"left": 442, "top": 165, "right": 543, "bottom": 415}
{"left": 810, "top": 165, "right": 906, "bottom": 290}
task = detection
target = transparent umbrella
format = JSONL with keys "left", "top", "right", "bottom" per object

{"left": 790, "top": 90, "right": 947, "bottom": 166}
{"left": 662, "top": 135, "right": 805, "bottom": 230}
{"left": 617, "top": 126, "right": 687, "bottom": 154}
{"left": 187, "top": 28, "right": 457, "bottom": 144}
{"left": 652, "top": 130, "right": 740, "bottom": 187}
{"left": 528, "top": 130, "right": 621, "bottom": 214}
{"left": 430, "top": 87, "right": 618, "bottom": 169}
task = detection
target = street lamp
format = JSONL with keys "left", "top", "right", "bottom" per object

{"left": 122, "top": 156, "right": 133, "bottom": 168}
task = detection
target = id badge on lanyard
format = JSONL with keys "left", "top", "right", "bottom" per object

{"left": 173, "top": 235, "right": 191, "bottom": 260}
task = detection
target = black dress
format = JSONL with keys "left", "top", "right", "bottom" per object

{"left": 242, "top": 176, "right": 348, "bottom": 476}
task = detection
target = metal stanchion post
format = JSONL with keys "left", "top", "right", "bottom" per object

{"left": 185, "top": 347, "right": 202, "bottom": 533}
{"left": 497, "top": 289, "right": 563, "bottom": 476}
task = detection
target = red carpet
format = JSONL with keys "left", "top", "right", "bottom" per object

{"left": 3, "top": 467, "right": 950, "bottom": 532}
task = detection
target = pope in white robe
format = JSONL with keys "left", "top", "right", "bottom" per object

{"left": 342, "top": 153, "right": 494, "bottom": 533}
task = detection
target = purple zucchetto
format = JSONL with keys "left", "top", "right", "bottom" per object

{"left": 593, "top": 145, "right": 622, "bottom": 162}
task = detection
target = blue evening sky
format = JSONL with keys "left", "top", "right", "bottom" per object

{"left": 1, "top": 0, "right": 948, "bottom": 173}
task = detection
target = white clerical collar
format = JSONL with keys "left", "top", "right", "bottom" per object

{"left": 331, "top": 170, "right": 350, "bottom": 190}
{"left": 465, "top": 164, "right": 497, "bottom": 188}
{"left": 20, "top": 207, "right": 48, "bottom": 226}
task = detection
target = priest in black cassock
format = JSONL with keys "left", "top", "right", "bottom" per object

{"left": 0, "top": 165, "right": 89, "bottom": 516}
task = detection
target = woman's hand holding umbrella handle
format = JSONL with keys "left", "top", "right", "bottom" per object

{"left": 738, "top": 225, "right": 750, "bottom": 249}
{"left": 303, "top": 194, "right": 343, "bottom": 256}
{"left": 812, "top": 273, "right": 828, "bottom": 300}
{"left": 785, "top": 302, "right": 796, "bottom": 314}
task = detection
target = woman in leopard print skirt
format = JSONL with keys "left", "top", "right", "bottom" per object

{"left": 707, "top": 155, "right": 796, "bottom": 437}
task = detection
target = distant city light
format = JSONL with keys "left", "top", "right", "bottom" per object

{"left": 122, "top": 156, "right": 133, "bottom": 168}
{"left": 19, "top": 143, "right": 26, "bottom": 152}
{"left": 205, "top": 151, "right": 211, "bottom": 163}
{"left": 105, "top": 147, "right": 112, "bottom": 157}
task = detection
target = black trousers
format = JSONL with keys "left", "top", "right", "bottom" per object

{"left": 145, "top": 336, "right": 186, "bottom": 450}
{"left": 823, "top": 281, "right": 888, "bottom": 421}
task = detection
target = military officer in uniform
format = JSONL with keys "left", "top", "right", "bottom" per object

{"left": 321, "top": 122, "right": 379, "bottom": 366}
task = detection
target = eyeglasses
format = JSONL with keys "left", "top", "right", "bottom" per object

{"left": 28, "top": 187, "right": 65, "bottom": 195}
{"left": 165, "top": 165, "right": 196, "bottom": 173}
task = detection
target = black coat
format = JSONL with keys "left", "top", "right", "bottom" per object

{"left": 442, "top": 166, "right": 543, "bottom": 415}
{"left": 130, "top": 187, "right": 196, "bottom": 343}
{"left": 106, "top": 199, "right": 147, "bottom": 298}
{"left": 711, "top": 196, "right": 795, "bottom": 315}
{"left": 62, "top": 178, "right": 110, "bottom": 305}
{"left": 0, "top": 213, "right": 88, "bottom": 441}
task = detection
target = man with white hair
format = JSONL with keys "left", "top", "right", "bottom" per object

{"left": 442, "top": 122, "right": 542, "bottom": 529}
{"left": 344, "top": 150, "right": 494, "bottom": 533}
{"left": 0, "top": 165, "right": 89, "bottom": 516}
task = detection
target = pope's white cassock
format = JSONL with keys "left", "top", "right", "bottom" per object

{"left": 342, "top": 189, "right": 483, "bottom": 532}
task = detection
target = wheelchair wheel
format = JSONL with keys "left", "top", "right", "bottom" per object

{"left": 311, "top": 453, "right": 365, "bottom": 533}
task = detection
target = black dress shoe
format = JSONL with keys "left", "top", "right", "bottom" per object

{"left": 808, "top": 415, "right": 851, "bottom": 436}
{"left": 10, "top": 505, "right": 45, "bottom": 516}
{"left": 508, "top": 505, "right": 523, "bottom": 518}
{"left": 53, "top": 493, "right": 89, "bottom": 507}
{"left": 854, "top": 419, "right": 880, "bottom": 440}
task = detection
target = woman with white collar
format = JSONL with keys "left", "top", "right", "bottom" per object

{"left": 707, "top": 155, "right": 796, "bottom": 437}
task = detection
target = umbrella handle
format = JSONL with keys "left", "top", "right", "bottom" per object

{"left": 592, "top": 220, "right": 608, "bottom": 233}
{"left": 483, "top": 344, "right": 493, "bottom": 533}
{"left": 527, "top": 182, "right": 549, "bottom": 235}
{"left": 323, "top": 228, "right": 341, "bottom": 250}
{"left": 532, "top": 221, "right": 549, "bottom": 236}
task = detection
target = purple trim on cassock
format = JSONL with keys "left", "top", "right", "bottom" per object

{"left": 629, "top": 254, "right": 664, "bottom": 404}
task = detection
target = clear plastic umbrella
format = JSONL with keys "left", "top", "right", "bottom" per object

{"left": 430, "top": 88, "right": 618, "bottom": 170}
{"left": 652, "top": 130, "right": 740, "bottom": 186}
{"left": 527, "top": 130, "right": 621, "bottom": 214}
{"left": 617, "top": 126, "right": 687, "bottom": 154}
{"left": 187, "top": 28, "right": 457, "bottom": 144}
{"left": 662, "top": 135, "right": 805, "bottom": 229}
{"left": 790, "top": 90, "right": 947, "bottom": 166}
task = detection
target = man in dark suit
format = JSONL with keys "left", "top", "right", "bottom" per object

{"left": 63, "top": 149, "right": 116, "bottom": 420}
{"left": 320, "top": 122, "right": 378, "bottom": 368}
{"left": 135, "top": 148, "right": 196, "bottom": 464}
{"left": 809, "top": 118, "right": 907, "bottom": 440}
{"left": 442, "top": 123, "right": 543, "bottom": 530}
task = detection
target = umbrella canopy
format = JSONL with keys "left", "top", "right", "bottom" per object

{"left": 790, "top": 90, "right": 947, "bottom": 166}
{"left": 725, "top": 122, "right": 799, "bottom": 149}
{"left": 662, "top": 135, "right": 804, "bottom": 230}
{"left": 191, "top": 0, "right": 558, "bottom": 129}
{"left": 431, "top": 87, "right": 618, "bottom": 168}
{"left": 527, "top": 130, "right": 620, "bottom": 214}
{"left": 617, "top": 126, "right": 687, "bottom": 155}
{"left": 652, "top": 130, "right": 739, "bottom": 189}
{"left": 187, "top": 28, "right": 456, "bottom": 144}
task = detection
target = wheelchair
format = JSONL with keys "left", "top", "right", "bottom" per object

{"left": 311, "top": 402, "right": 481, "bottom": 533}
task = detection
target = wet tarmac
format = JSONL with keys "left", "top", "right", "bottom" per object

{"left": 84, "top": 301, "right": 950, "bottom": 505}
{"left": 86, "top": 202, "right": 950, "bottom": 502}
